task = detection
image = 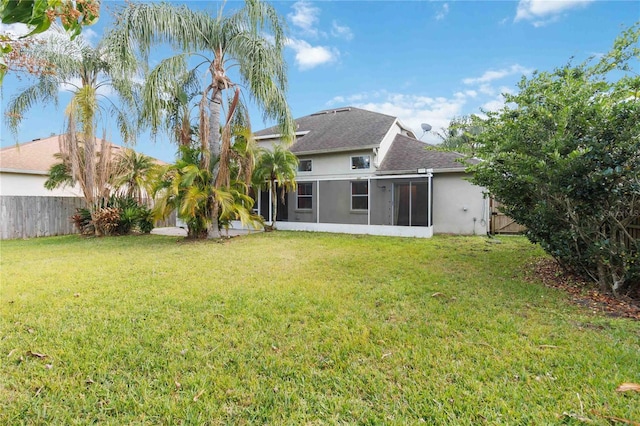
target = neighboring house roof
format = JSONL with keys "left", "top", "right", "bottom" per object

{"left": 1, "top": 136, "right": 65, "bottom": 174}
{"left": 255, "top": 107, "right": 409, "bottom": 155}
{"left": 0, "top": 135, "right": 164, "bottom": 175}
{"left": 378, "top": 134, "right": 479, "bottom": 174}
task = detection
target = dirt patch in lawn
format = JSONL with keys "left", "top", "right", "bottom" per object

{"left": 527, "top": 259, "right": 640, "bottom": 320}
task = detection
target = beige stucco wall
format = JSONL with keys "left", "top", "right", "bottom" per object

{"left": 432, "top": 172, "right": 489, "bottom": 235}
{"left": 0, "top": 172, "right": 83, "bottom": 197}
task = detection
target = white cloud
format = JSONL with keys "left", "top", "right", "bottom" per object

{"left": 435, "top": 3, "right": 449, "bottom": 21}
{"left": 331, "top": 21, "right": 353, "bottom": 41}
{"left": 81, "top": 28, "right": 99, "bottom": 45}
{"left": 515, "top": 0, "right": 593, "bottom": 24}
{"left": 288, "top": 1, "right": 321, "bottom": 37}
{"left": 463, "top": 64, "right": 533, "bottom": 85}
{"left": 287, "top": 38, "right": 337, "bottom": 70}
{"left": 481, "top": 97, "right": 506, "bottom": 113}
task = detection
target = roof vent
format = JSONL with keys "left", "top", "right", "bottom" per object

{"left": 32, "top": 138, "right": 41, "bottom": 141}
{"left": 334, "top": 108, "right": 351, "bottom": 113}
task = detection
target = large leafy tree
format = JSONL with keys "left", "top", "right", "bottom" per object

{"left": 253, "top": 144, "right": 298, "bottom": 228}
{"left": 109, "top": 0, "right": 295, "bottom": 238}
{"left": 5, "top": 27, "right": 138, "bottom": 216}
{"left": 469, "top": 25, "right": 640, "bottom": 297}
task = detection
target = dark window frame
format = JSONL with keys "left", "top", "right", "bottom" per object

{"left": 351, "top": 181, "right": 368, "bottom": 211}
{"left": 298, "top": 159, "right": 312, "bottom": 172}
{"left": 297, "top": 182, "right": 313, "bottom": 210}
{"left": 351, "top": 155, "right": 371, "bottom": 170}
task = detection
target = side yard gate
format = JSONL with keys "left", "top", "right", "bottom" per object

{"left": 490, "top": 198, "right": 526, "bottom": 234}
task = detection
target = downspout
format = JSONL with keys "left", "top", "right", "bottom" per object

{"left": 427, "top": 170, "right": 433, "bottom": 228}
{"left": 268, "top": 185, "right": 273, "bottom": 224}
{"left": 367, "top": 177, "right": 371, "bottom": 226}
{"left": 316, "top": 180, "right": 320, "bottom": 224}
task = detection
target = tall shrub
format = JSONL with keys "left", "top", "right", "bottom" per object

{"left": 470, "top": 25, "right": 640, "bottom": 297}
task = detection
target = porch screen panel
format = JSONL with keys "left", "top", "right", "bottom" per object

{"left": 411, "top": 182, "right": 429, "bottom": 226}
{"left": 393, "top": 181, "right": 428, "bottom": 227}
{"left": 394, "top": 183, "right": 410, "bottom": 226}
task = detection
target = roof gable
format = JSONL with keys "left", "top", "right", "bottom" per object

{"left": 378, "top": 134, "right": 479, "bottom": 173}
{"left": 255, "top": 107, "right": 398, "bottom": 154}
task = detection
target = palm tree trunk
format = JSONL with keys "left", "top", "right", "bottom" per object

{"left": 207, "top": 87, "right": 223, "bottom": 239}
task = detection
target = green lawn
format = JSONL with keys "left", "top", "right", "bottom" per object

{"left": 1, "top": 233, "right": 638, "bottom": 424}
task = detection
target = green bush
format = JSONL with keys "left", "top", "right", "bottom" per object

{"left": 470, "top": 26, "right": 640, "bottom": 296}
{"left": 70, "top": 197, "right": 155, "bottom": 237}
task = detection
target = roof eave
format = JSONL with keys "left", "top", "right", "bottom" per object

{"left": 0, "top": 168, "right": 48, "bottom": 175}
{"left": 376, "top": 167, "right": 468, "bottom": 175}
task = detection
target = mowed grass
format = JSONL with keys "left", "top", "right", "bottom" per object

{"left": 1, "top": 233, "right": 638, "bottom": 424}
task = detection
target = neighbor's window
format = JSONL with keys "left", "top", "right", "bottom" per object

{"left": 351, "top": 181, "right": 368, "bottom": 210}
{"left": 351, "top": 155, "right": 370, "bottom": 170}
{"left": 297, "top": 182, "right": 313, "bottom": 210}
{"left": 298, "top": 159, "right": 312, "bottom": 172}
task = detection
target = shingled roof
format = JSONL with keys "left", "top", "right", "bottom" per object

{"left": 378, "top": 134, "right": 479, "bottom": 174}
{"left": 255, "top": 107, "right": 401, "bottom": 155}
{"left": 0, "top": 135, "right": 163, "bottom": 174}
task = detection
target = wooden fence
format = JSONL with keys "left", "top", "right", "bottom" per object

{"left": 1, "top": 196, "right": 176, "bottom": 240}
{"left": 625, "top": 218, "right": 640, "bottom": 252}
{"left": 490, "top": 199, "right": 527, "bottom": 234}
{"left": 1, "top": 196, "right": 86, "bottom": 239}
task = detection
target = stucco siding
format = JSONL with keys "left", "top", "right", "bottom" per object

{"left": 288, "top": 182, "right": 316, "bottom": 223}
{"left": 0, "top": 172, "right": 82, "bottom": 197}
{"left": 296, "top": 150, "right": 377, "bottom": 178}
{"left": 432, "top": 173, "right": 489, "bottom": 235}
{"left": 375, "top": 122, "right": 402, "bottom": 168}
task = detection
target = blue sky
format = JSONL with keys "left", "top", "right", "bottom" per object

{"left": 1, "top": 0, "right": 638, "bottom": 163}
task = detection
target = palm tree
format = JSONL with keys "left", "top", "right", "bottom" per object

{"left": 253, "top": 144, "right": 298, "bottom": 228}
{"left": 153, "top": 145, "right": 261, "bottom": 239}
{"left": 111, "top": 148, "right": 158, "bottom": 205}
{"left": 109, "top": 0, "right": 295, "bottom": 238}
{"left": 5, "top": 27, "right": 138, "bottom": 214}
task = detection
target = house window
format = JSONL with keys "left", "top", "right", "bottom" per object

{"left": 351, "top": 181, "right": 368, "bottom": 210}
{"left": 351, "top": 155, "right": 370, "bottom": 170}
{"left": 298, "top": 159, "right": 312, "bottom": 172}
{"left": 297, "top": 182, "right": 313, "bottom": 210}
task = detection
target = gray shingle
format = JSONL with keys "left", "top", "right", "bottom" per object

{"left": 255, "top": 107, "right": 397, "bottom": 154}
{"left": 378, "top": 134, "right": 479, "bottom": 173}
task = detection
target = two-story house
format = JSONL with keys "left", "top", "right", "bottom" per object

{"left": 252, "top": 107, "right": 489, "bottom": 237}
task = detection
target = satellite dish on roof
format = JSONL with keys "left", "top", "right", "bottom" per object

{"left": 420, "top": 123, "right": 432, "bottom": 140}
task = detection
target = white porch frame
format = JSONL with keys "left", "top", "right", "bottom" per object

{"left": 238, "top": 171, "right": 434, "bottom": 238}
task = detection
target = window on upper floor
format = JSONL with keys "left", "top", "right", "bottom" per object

{"left": 351, "top": 155, "right": 370, "bottom": 170}
{"left": 351, "top": 181, "right": 368, "bottom": 210}
{"left": 298, "top": 159, "right": 312, "bottom": 172}
{"left": 297, "top": 182, "right": 313, "bottom": 210}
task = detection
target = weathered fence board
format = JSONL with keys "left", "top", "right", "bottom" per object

{"left": 490, "top": 199, "right": 526, "bottom": 234}
{"left": 1, "top": 196, "right": 178, "bottom": 239}
{"left": 1, "top": 196, "right": 86, "bottom": 239}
